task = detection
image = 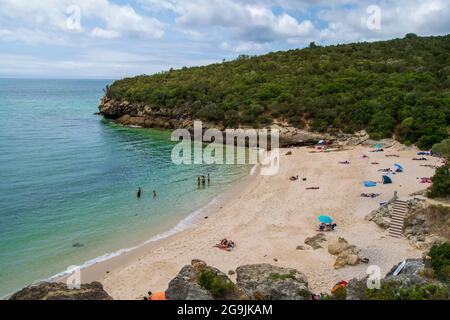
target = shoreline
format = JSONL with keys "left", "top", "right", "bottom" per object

{"left": 54, "top": 165, "right": 259, "bottom": 290}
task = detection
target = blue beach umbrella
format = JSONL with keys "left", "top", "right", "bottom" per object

{"left": 318, "top": 215, "right": 333, "bottom": 224}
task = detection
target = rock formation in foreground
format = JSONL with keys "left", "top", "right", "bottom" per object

{"left": 165, "top": 260, "right": 311, "bottom": 300}
{"left": 9, "top": 282, "right": 113, "bottom": 300}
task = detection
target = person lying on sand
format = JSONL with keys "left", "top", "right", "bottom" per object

{"left": 318, "top": 223, "right": 337, "bottom": 232}
{"left": 290, "top": 175, "right": 299, "bottom": 181}
{"left": 215, "top": 239, "right": 236, "bottom": 251}
{"left": 378, "top": 168, "right": 392, "bottom": 172}
{"left": 306, "top": 187, "right": 320, "bottom": 190}
{"left": 371, "top": 162, "right": 380, "bottom": 165}
{"left": 361, "top": 193, "right": 380, "bottom": 198}
{"left": 385, "top": 154, "right": 400, "bottom": 158}
{"left": 419, "top": 177, "right": 432, "bottom": 184}
{"left": 413, "top": 157, "right": 428, "bottom": 161}
{"left": 339, "top": 161, "right": 351, "bottom": 165}
{"left": 370, "top": 149, "right": 384, "bottom": 152}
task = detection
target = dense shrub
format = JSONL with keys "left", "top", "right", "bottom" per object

{"left": 427, "top": 165, "right": 450, "bottom": 198}
{"left": 197, "top": 270, "right": 236, "bottom": 299}
{"left": 106, "top": 35, "right": 450, "bottom": 146}
{"left": 365, "top": 282, "right": 448, "bottom": 300}
{"left": 429, "top": 243, "right": 450, "bottom": 281}
{"left": 432, "top": 139, "right": 450, "bottom": 159}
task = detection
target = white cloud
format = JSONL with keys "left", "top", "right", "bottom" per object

{"left": 0, "top": 0, "right": 165, "bottom": 41}
{"left": 142, "top": 0, "right": 315, "bottom": 42}
{"left": 91, "top": 28, "right": 121, "bottom": 39}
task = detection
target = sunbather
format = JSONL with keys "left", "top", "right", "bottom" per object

{"left": 361, "top": 193, "right": 380, "bottom": 198}
{"left": 339, "top": 161, "right": 351, "bottom": 165}
{"left": 290, "top": 175, "right": 299, "bottom": 181}
{"left": 413, "top": 157, "right": 427, "bottom": 161}
{"left": 306, "top": 187, "right": 320, "bottom": 190}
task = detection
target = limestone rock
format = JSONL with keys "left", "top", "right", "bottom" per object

{"left": 304, "top": 233, "right": 327, "bottom": 250}
{"left": 236, "top": 264, "right": 311, "bottom": 300}
{"left": 9, "top": 282, "right": 112, "bottom": 300}
{"left": 165, "top": 260, "right": 238, "bottom": 300}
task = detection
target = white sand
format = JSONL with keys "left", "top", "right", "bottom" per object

{"left": 80, "top": 144, "right": 441, "bottom": 300}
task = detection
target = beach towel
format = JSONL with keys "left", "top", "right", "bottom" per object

{"left": 364, "top": 181, "right": 377, "bottom": 187}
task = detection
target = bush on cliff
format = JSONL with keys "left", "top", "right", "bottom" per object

{"left": 197, "top": 269, "right": 237, "bottom": 299}
{"left": 432, "top": 138, "right": 450, "bottom": 159}
{"left": 427, "top": 165, "right": 450, "bottom": 198}
{"left": 365, "top": 282, "right": 448, "bottom": 300}
{"left": 429, "top": 243, "right": 450, "bottom": 282}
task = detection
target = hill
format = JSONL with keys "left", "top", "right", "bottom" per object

{"left": 103, "top": 34, "right": 450, "bottom": 149}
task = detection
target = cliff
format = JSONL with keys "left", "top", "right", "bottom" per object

{"left": 98, "top": 97, "right": 373, "bottom": 147}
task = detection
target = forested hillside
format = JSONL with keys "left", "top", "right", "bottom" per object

{"left": 105, "top": 34, "right": 450, "bottom": 149}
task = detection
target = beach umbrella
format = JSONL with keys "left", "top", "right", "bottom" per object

{"left": 394, "top": 164, "right": 404, "bottom": 172}
{"left": 318, "top": 215, "right": 333, "bottom": 224}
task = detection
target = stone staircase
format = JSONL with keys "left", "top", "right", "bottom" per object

{"left": 389, "top": 200, "right": 408, "bottom": 238}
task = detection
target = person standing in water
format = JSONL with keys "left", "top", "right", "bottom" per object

{"left": 197, "top": 176, "right": 201, "bottom": 188}
{"left": 137, "top": 187, "right": 142, "bottom": 199}
{"left": 201, "top": 175, "right": 206, "bottom": 187}
{"left": 207, "top": 174, "right": 211, "bottom": 185}
{"left": 153, "top": 190, "right": 157, "bottom": 199}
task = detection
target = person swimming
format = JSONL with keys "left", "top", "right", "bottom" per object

{"left": 137, "top": 187, "right": 142, "bottom": 199}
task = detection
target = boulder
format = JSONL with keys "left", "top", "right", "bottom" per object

{"left": 328, "top": 238, "right": 362, "bottom": 269}
{"left": 236, "top": 264, "right": 311, "bottom": 300}
{"left": 328, "top": 237, "right": 351, "bottom": 255}
{"left": 165, "top": 260, "right": 239, "bottom": 300}
{"left": 304, "top": 233, "right": 327, "bottom": 250}
{"left": 9, "top": 282, "right": 112, "bottom": 300}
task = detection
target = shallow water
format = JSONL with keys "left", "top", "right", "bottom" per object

{"left": 0, "top": 79, "right": 249, "bottom": 297}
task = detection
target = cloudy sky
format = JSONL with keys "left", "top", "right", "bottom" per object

{"left": 0, "top": 0, "right": 449, "bottom": 79}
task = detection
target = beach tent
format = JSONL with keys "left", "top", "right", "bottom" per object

{"left": 318, "top": 216, "right": 333, "bottom": 224}
{"left": 318, "top": 140, "right": 326, "bottom": 145}
{"left": 364, "top": 181, "right": 377, "bottom": 187}
{"left": 394, "top": 164, "right": 404, "bottom": 173}
{"left": 374, "top": 144, "right": 383, "bottom": 149}
{"left": 382, "top": 175, "right": 393, "bottom": 184}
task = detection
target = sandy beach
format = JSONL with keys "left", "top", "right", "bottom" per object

{"left": 76, "top": 143, "right": 442, "bottom": 300}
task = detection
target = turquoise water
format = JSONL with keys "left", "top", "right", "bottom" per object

{"left": 0, "top": 79, "right": 250, "bottom": 298}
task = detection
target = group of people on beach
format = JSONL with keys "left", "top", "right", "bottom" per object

{"left": 198, "top": 174, "right": 211, "bottom": 188}
{"left": 137, "top": 188, "right": 157, "bottom": 199}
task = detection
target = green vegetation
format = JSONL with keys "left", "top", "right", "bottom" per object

{"left": 365, "top": 282, "right": 448, "bottom": 300}
{"left": 268, "top": 271, "right": 297, "bottom": 281}
{"left": 429, "top": 243, "right": 450, "bottom": 282}
{"left": 197, "top": 270, "right": 236, "bottom": 299}
{"left": 105, "top": 35, "right": 450, "bottom": 148}
{"left": 432, "top": 138, "right": 450, "bottom": 159}
{"left": 427, "top": 165, "right": 450, "bottom": 198}
{"left": 329, "top": 287, "right": 348, "bottom": 300}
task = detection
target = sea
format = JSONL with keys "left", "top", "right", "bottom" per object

{"left": 0, "top": 79, "right": 250, "bottom": 298}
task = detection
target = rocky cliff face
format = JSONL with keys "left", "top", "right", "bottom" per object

{"left": 9, "top": 282, "right": 113, "bottom": 300}
{"left": 98, "top": 98, "right": 373, "bottom": 147}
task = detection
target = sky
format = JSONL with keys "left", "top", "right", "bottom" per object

{"left": 0, "top": 0, "right": 449, "bottom": 79}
